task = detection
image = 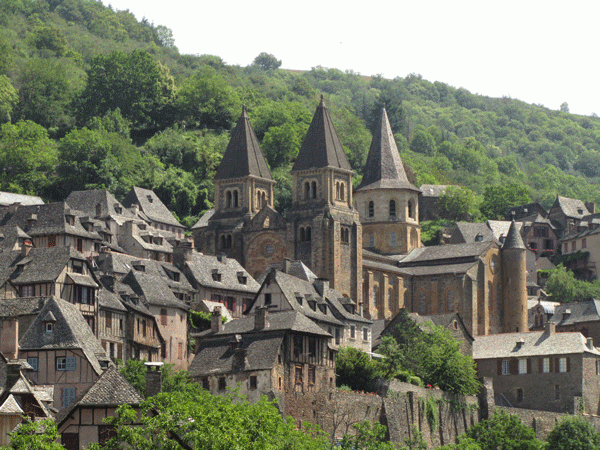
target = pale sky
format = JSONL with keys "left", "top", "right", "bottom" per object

{"left": 103, "top": 0, "right": 600, "bottom": 116}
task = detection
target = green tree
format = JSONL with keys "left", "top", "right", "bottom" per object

{"left": 90, "top": 384, "right": 329, "bottom": 450}
{"left": 480, "top": 184, "right": 531, "bottom": 220}
{"left": 336, "top": 346, "right": 379, "bottom": 392}
{"left": 77, "top": 50, "right": 176, "bottom": 140}
{"left": 117, "top": 359, "right": 190, "bottom": 398}
{"left": 438, "top": 186, "right": 481, "bottom": 221}
{"left": 30, "top": 25, "right": 67, "bottom": 56}
{"left": 546, "top": 415, "right": 600, "bottom": 450}
{"left": 2, "top": 418, "right": 64, "bottom": 449}
{"left": 253, "top": 52, "right": 282, "bottom": 70}
{"left": 0, "top": 74, "right": 17, "bottom": 122}
{"left": 543, "top": 264, "right": 600, "bottom": 303}
{"left": 338, "top": 421, "right": 397, "bottom": 450}
{"left": 410, "top": 127, "right": 436, "bottom": 155}
{"left": 462, "top": 410, "right": 543, "bottom": 450}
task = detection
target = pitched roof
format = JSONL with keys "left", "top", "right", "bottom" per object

{"left": 551, "top": 196, "right": 590, "bottom": 219}
{"left": 122, "top": 187, "right": 182, "bottom": 228}
{"left": 65, "top": 189, "right": 136, "bottom": 220}
{"left": 398, "top": 241, "right": 493, "bottom": 266}
{"left": 502, "top": 221, "right": 526, "bottom": 250}
{"left": 0, "top": 298, "right": 44, "bottom": 318}
{"left": 452, "top": 222, "right": 493, "bottom": 244}
{"left": 0, "top": 192, "right": 44, "bottom": 207}
{"left": 356, "top": 108, "right": 419, "bottom": 192}
{"left": 122, "top": 270, "right": 189, "bottom": 310}
{"left": 487, "top": 220, "right": 522, "bottom": 243}
{"left": 292, "top": 97, "right": 352, "bottom": 172}
{"left": 55, "top": 366, "right": 143, "bottom": 425}
{"left": 549, "top": 300, "right": 600, "bottom": 326}
{"left": 183, "top": 253, "right": 260, "bottom": 295}
{"left": 0, "top": 225, "right": 31, "bottom": 251}
{"left": 0, "top": 394, "right": 23, "bottom": 415}
{"left": 256, "top": 259, "right": 318, "bottom": 284}
{"left": 18, "top": 297, "right": 110, "bottom": 375}
{"left": 98, "top": 288, "right": 127, "bottom": 312}
{"left": 214, "top": 107, "right": 272, "bottom": 181}
{"left": 191, "top": 208, "right": 215, "bottom": 230}
{"left": 473, "top": 329, "right": 600, "bottom": 359}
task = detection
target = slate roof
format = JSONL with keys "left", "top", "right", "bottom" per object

{"left": 0, "top": 394, "right": 23, "bottom": 414}
{"left": 0, "top": 225, "right": 31, "bottom": 251}
{"left": 398, "top": 241, "right": 493, "bottom": 266}
{"left": 0, "top": 202, "right": 101, "bottom": 240}
{"left": 191, "top": 208, "right": 215, "bottom": 230}
{"left": 356, "top": 108, "right": 419, "bottom": 192}
{"left": 487, "top": 220, "right": 523, "bottom": 243}
{"left": 122, "top": 270, "right": 189, "bottom": 311}
{"left": 98, "top": 288, "right": 127, "bottom": 313}
{"left": 549, "top": 300, "right": 600, "bottom": 326}
{"left": 183, "top": 253, "right": 259, "bottom": 295}
{"left": 528, "top": 299, "right": 560, "bottom": 315}
{"left": 122, "top": 187, "right": 182, "bottom": 228}
{"left": 0, "top": 192, "right": 44, "bottom": 207}
{"left": 18, "top": 297, "right": 110, "bottom": 375}
{"left": 473, "top": 329, "right": 600, "bottom": 359}
{"left": 452, "top": 222, "right": 493, "bottom": 244}
{"left": 189, "top": 331, "right": 285, "bottom": 378}
{"left": 65, "top": 189, "right": 136, "bottom": 221}
{"left": 419, "top": 185, "right": 449, "bottom": 198}
{"left": 256, "top": 259, "right": 318, "bottom": 284}
{"left": 505, "top": 202, "right": 548, "bottom": 220}
{"left": 0, "top": 298, "right": 44, "bottom": 318}
{"left": 503, "top": 221, "right": 526, "bottom": 250}
{"left": 55, "top": 366, "right": 143, "bottom": 426}
{"left": 292, "top": 97, "right": 352, "bottom": 172}
{"left": 214, "top": 107, "right": 272, "bottom": 181}
{"left": 551, "top": 196, "right": 590, "bottom": 219}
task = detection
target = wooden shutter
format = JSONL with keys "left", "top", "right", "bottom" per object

{"left": 567, "top": 357, "right": 571, "bottom": 372}
{"left": 554, "top": 358, "right": 559, "bottom": 373}
{"left": 62, "top": 387, "right": 76, "bottom": 408}
{"left": 538, "top": 358, "right": 543, "bottom": 373}
{"left": 65, "top": 356, "right": 77, "bottom": 371}
{"left": 510, "top": 358, "right": 518, "bottom": 375}
{"left": 497, "top": 360, "right": 502, "bottom": 375}
{"left": 527, "top": 358, "right": 532, "bottom": 374}
{"left": 550, "top": 357, "right": 554, "bottom": 372}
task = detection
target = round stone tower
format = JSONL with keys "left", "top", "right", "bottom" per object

{"left": 501, "top": 221, "right": 528, "bottom": 332}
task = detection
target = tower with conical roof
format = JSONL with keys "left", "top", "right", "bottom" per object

{"left": 286, "top": 97, "right": 362, "bottom": 303}
{"left": 501, "top": 221, "right": 528, "bottom": 332}
{"left": 194, "top": 108, "right": 283, "bottom": 267}
{"left": 355, "top": 108, "right": 421, "bottom": 256}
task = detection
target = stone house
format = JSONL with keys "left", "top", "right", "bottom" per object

{"left": 548, "top": 196, "right": 594, "bottom": 238}
{"left": 122, "top": 186, "right": 185, "bottom": 240}
{"left": 173, "top": 245, "right": 259, "bottom": 319}
{"left": 473, "top": 323, "right": 600, "bottom": 414}
{"left": 528, "top": 298, "right": 560, "bottom": 331}
{"left": 547, "top": 299, "right": 600, "bottom": 346}
{"left": 0, "top": 246, "right": 100, "bottom": 333}
{"left": 505, "top": 202, "right": 548, "bottom": 221}
{"left": 189, "top": 307, "right": 335, "bottom": 424}
{"left": 418, "top": 185, "right": 450, "bottom": 222}
{"left": 249, "top": 264, "right": 372, "bottom": 353}
{"left": 97, "top": 288, "right": 127, "bottom": 362}
{"left": 55, "top": 366, "right": 143, "bottom": 450}
{"left": 16, "top": 297, "right": 111, "bottom": 409}
{"left": 560, "top": 222, "right": 600, "bottom": 280}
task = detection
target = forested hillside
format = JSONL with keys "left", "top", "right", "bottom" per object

{"left": 3, "top": 0, "right": 600, "bottom": 227}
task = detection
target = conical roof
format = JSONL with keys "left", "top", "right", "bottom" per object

{"left": 292, "top": 97, "right": 352, "bottom": 172}
{"left": 214, "top": 107, "right": 272, "bottom": 181}
{"left": 356, "top": 108, "right": 419, "bottom": 192}
{"left": 503, "top": 221, "right": 526, "bottom": 250}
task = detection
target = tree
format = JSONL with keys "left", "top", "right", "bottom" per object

{"left": 0, "top": 74, "right": 17, "bottom": 123}
{"left": 438, "top": 186, "right": 481, "bottom": 221}
{"left": 546, "top": 415, "right": 600, "bottom": 450}
{"left": 410, "top": 127, "right": 436, "bottom": 156}
{"left": 463, "top": 410, "right": 543, "bottom": 450}
{"left": 336, "top": 346, "right": 379, "bottom": 392}
{"left": 480, "top": 184, "right": 531, "bottom": 220}
{"left": 3, "top": 418, "right": 65, "bottom": 449}
{"left": 90, "top": 384, "right": 329, "bottom": 450}
{"left": 560, "top": 102, "right": 570, "bottom": 113}
{"left": 76, "top": 50, "right": 176, "bottom": 140}
{"left": 117, "top": 359, "right": 190, "bottom": 398}
{"left": 252, "top": 52, "right": 282, "bottom": 70}
{"left": 543, "top": 264, "right": 600, "bottom": 303}
{"left": 338, "top": 421, "right": 397, "bottom": 450}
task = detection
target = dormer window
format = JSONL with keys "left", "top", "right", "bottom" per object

{"left": 309, "top": 300, "right": 316, "bottom": 311}
{"left": 114, "top": 205, "right": 122, "bottom": 214}
{"left": 72, "top": 261, "right": 83, "bottom": 274}
{"left": 147, "top": 195, "right": 153, "bottom": 203}
{"left": 237, "top": 272, "right": 247, "bottom": 284}
{"left": 138, "top": 223, "right": 147, "bottom": 231}
{"left": 66, "top": 215, "right": 75, "bottom": 226}
{"left": 45, "top": 322, "right": 53, "bottom": 333}
{"left": 212, "top": 270, "right": 222, "bottom": 282}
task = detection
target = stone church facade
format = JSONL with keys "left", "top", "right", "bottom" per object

{"left": 192, "top": 99, "right": 528, "bottom": 336}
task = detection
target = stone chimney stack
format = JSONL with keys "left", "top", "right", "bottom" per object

{"left": 255, "top": 306, "right": 269, "bottom": 330}
{"left": 211, "top": 307, "right": 223, "bottom": 333}
{"left": 283, "top": 258, "right": 291, "bottom": 274}
{"left": 145, "top": 362, "right": 163, "bottom": 397}
{"left": 587, "top": 337, "right": 595, "bottom": 350}
{"left": 544, "top": 321, "right": 556, "bottom": 336}
{"left": 8, "top": 203, "right": 19, "bottom": 214}
{"left": 314, "top": 278, "right": 329, "bottom": 296}
{"left": 0, "top": 319, "right": 19, "bottom": 360}
{"left": 586, "top": 202, "right": 595, "bottom": 215}
{"left": 173, "top": 240, "right": 194, "bottom": 265}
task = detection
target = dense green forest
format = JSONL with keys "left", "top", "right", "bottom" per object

{"left": 3, "top": 0, "right": 600, "bottom": 227}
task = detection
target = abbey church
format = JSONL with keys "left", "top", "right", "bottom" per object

{"left": 192, "top": 98, "right": 528, "bottom": 337}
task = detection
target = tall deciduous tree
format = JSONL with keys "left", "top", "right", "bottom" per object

{"left": 252, "top": 52, "right": 282, "bottom": 70}
{"left": 546, "top": 415, "right": 600, "bottom": 450}
{"left": 0, "top": 75, "right": 17, "bottom": 123}
{"left": 76, "top": 50, "right": 176, "bottom": 140}
{"left": 438, "top": 185, "right": 481, "bottom": 221}
{"left": 462, "top": 410, "right": 543, "bottom": 450}
{"left": 480, "top": 183, "right": 531, "bottom": 220}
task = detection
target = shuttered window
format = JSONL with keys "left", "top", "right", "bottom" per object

{"left": 62, "top": 387, "right": 76, "bottom": 407}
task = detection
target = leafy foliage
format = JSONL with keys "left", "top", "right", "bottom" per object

{"left": 543, "top": 264, "right": 600, "bottom": 303}
{"left": 2, "top": 418, "right": 64, "bottom": 450}
{"left": 546, "top": 415, "right": 600, "bottom": 450}
{"left": 336, "top": 346, "right": 379, "bottom": 392}
{"left": 117, "top": 359, "right": 190, "bottom": 398}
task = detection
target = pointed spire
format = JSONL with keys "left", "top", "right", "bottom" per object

{"left": 214, "top": 108, "right": 272, "bottom": 180}
{"left": 503, "top": 220, "right": 526, "bottom": 250}
{"left": 292, "top": 97, "right": 352, "bottom": 172}
{"left": 356, "top": 108, "right": 419, "bottom": 192}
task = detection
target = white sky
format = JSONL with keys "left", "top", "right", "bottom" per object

{"left": 103, "top": 0, "right": 600, "bottom": 116}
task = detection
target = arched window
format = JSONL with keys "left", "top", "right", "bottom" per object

{"left": 226, "top": 235, "right": 232, "bottom": 248}
{"left": 335, "top": 182, "right": 340, "bottom": 200}
{"left": 306, "top": 227, "right": 311, "bottom": 241}
{"left": 304, "top": 182, "right": 310, "bottom": 200}
{"left": 340, "top": 183, "right": 345, "bottom": 201}
{"left": 388, "top": 288, "right": 394, "bottom": 310}
{"left": 408, "top": 199, "right": 414, "bottom": 219}
{"left": 368, "top": 201, "right": 375, "bottom": 218}
{"left": 226, "top": 191, "right": 232, "bottom": 208}
{"left": 389, "top": 200, "right": 396, "bottom": 218}
{"left": 372, "top": 286, "right": 378, "bottom": 307}
{"left": 369, "top": 233, "right": 375, "bottom": 247}
{"left": 261, "top": 192, "right": 267, "bottom": 207}
{"left": 311, "top": 181, "right": 317, "bottom": 199}
{"left": 233, "top": 190, "right": 239, "bottom": 208}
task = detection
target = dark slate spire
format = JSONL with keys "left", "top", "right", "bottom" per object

{"left": 214, "top": 107, "right": 272, "bottom": 180}
{"left": 292, "top": 96, "right": 352, "bottom": 172}
{"left": 356, "top": 108, "right": 419, "bottom": 192}
{"left": 503, "top": 220, "right": 526, "bottom": 250}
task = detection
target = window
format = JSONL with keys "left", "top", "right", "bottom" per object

{"left": 238, "top": 273, "right": 247, "bottom": 284}
{"left": 363, "top": 327, "right": 369, "bottom": 341}
{"left": 304, "top": 182, "right": 310, "bottom": 200}
{"left": 48, "top": 235, "right": 56, "bottom": 247}
{"left": 502, "top": 359, "right": 510, "bottom": 375}
{"left": 596, "top": 360, "right": 600, "bottom": 375}
{"left": 572, "top": 241, "right": 576, "bottom": 252}
{"left": 226, "top": 191, "right": 232, "bottom": 208}
{"left": 293, "top": 335, "right": 303, "bottom": 357}
{"left": 543, "top": 358, "right": 550, "bottom": 373}
{"left": 418, "top": 292, "right": 426, "bottom": 315}
{"left": 232, "top": 190, "right": 239, "bottom": 208}
{"left": 72, "top": 261, "right": 83, "bottom": 274}
{"left": 372, "top": 286, "right": 378, "bottom": 308}
{"left": 250, "top": 376, "right": 257, "bottom": 390}
{"left": 534, "top": 226, "right": 549, "bottom": 237}
{"left": 369, "top": 233, "right": 374, "bottom": 247}
{"left": 308, "top": 337, "right": 317, "bottom": 357}
{"left": 408, "top": 200, "right": 414, "bottom": 219}
{"left": 559, "top": 357, "right": 568, "bottom": 372}
{"left": 564, "top": 243, "right": 568, "bottom": 253}
{"left": 62, "top": 387, "right": 77, "bottom": 408}
{"left": 106, "top": 312, "right": 112, "bottom": 329}
{"left": 266, "top": 244, "right": 274, "bottom": 254}
{"left": 350, "top": 325, "right": 356, "bottom": 339}
{"left": 390, "top": 232, "right": 397, "bottom": 247}
{"left": 517, "top": 388, "right": 523, "bottom": 403}
{"left": 335, "top": 328, "right": 341, "bottom": 345}
{"left": 212, "top": 272, "right": 222, "bottom": 282}
{"left": 295, "top": 365, "right": 303, "bottom": 384}
{"left": 389, "top": 200, "right": 396, "bottom": 218}
{"left": 56, "top": 356, "right": 76, "bottom": 371}
{"left": 178, "top": 342, "right": 183, "bottom": 360}
{"left": 218, "top": 378, "right": 226, "bottom": 391}
{"left": 308, "top": 366, "right": 316, "bottom": 385}
{"left": 161, "top": 309, "right": 167, "bottom": 326}
{"left": 341, "top": 227, "right": 350, "bottom": 244}
{"left": 368, "top": 201, "right": 375, "bottom": 218}
{"left": 555, "top": 384, "right": 560, "bottom": 400}
{"left": 583, "top": 238, "right": 587, "bottom": 249}
{"left": 27, "top": 357, "right": 38, "bottom": 372}
{"left": 21, "top": 285, "right": 34, "bottom": 297}
{"left": 74, "top": 285, "right": 94, "bottom": 304}
{"left": 447, "top": 290, "right": 455, "bottom": 312}
{"left": 202, "top": 378, "right": 209, "bottom": 390}
{"left": 76, "top": 238, "right": 83, "bottom": 252}
{"left": 311, "top": 182, "right": 317, "bottom": 199}
{"left": 264, "top": 293, "right": 272, "bottom": 305}
{"left": 518, "top": 359, "right": 527, "bottom": 374}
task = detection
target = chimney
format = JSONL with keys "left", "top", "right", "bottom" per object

{"left": 217, "top": 254, "right": 227, "bottom": 263}
{"left": 8, "top": 203, "right": 20, "bottom": 214}
{"left": 358, "top": 302, "right": 364, "bottom": 317}
{"left": 0, "top": 319, "right": 19, "bottom": 360}
{"left": 173, "top": 240, "right": 194, "bottom": 265}
{"left": 255, "top": 306, "right": 269, "bottom": 330}
{"left": 314, "top": 278, "right": 329, "bottom": 296}
{"left": 211, "top": 307, "right": 223, "bottom": 333}
{"left": 587, "top": 337, "right": 595, "bottom": 351}
{"left": 145, "top": 362, "right": 163, "bottom": 397}
{"left": 283, "top": 258, "right": 291, "bottom": 274}
{"left": 21, "top": 239, "right": 33, "bottom": 256}
{"left": 586, "top": 202, "right": 595, "bottom": 214}
{"left": 544, "top": 321, "right": 556, "bottom": 336}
